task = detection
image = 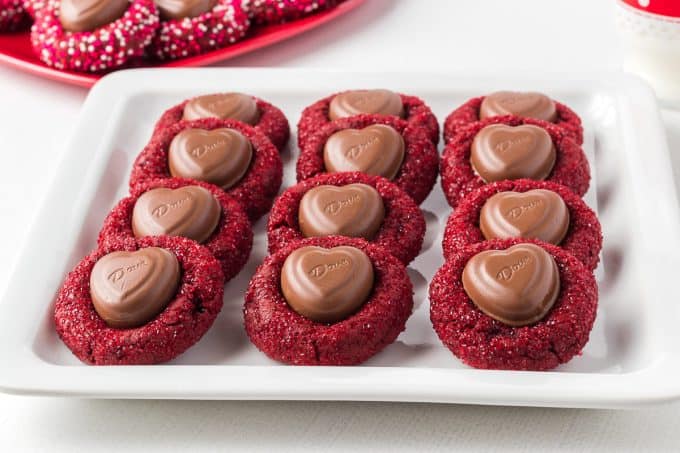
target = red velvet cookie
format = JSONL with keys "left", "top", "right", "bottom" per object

{"left": 430, "top": 238, "right": 598, "bottom": 371}
{"left": 298, "top": 90, "right": 439, "bottom": 150}
{"left": 150, "top": 0, "right": 249, "bottom": 61}
{"left": 440, "top": 117, "right": 590, "bottom": 208}
{"left": 244, "top": 236, "right": 414, "bottom": 365}
{"left": 444, "top": 95, "right": 583, "bottom": 145}
{"left": 296, "top": 116, "right": 439, "bottom": 205}
{"left": 1, "top": 0, "right": 30, "bottom": 30}
{"left": 30, "top": 0, "right": 159, "bottom": 72}
{"left": 54, "top": 235, "right": 224, "bottom": 365}
{"left": 242, "top": 0, "right": 342, "bottom": 25}
{"left": 267, "top": 172, "right": 425, "bottom": 265}
{"left": 130, "top": 118, "right": 283, "bottom": 221}
{"left": 98, "top": 177, "right": 253, "bottom": 281}
{"left": 442, "top": 179, "right": 602, "bottom": 271}
{"left": 152, "top": 93, "right": 290, "bottom": 152}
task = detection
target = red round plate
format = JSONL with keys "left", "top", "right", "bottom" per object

{"left": 0, "top": 0, "right": 365, "bottom": 88}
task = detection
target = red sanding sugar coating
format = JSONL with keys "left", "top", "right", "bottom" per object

{"left": 150, "top": 0, "right": 249, "bottom": 61}
{"left": 98, "top": 177, "right": 253, "bottom": 281}
{"left": 297, "top": 90, "right": 440, "bottom": 150}
{"left": 241, "top": 0, "right": 342, "bottom": 25}
{"left": 54, "top": 235, "right": 225, "bottom": 365}
{"left": 429, "top": 238, "right": 598, "bottom": 371}
{"left": 444, "top": 96, "right": 584, "bottom": 145}
{"left": 1, "top": 0, "right": 30, "bottom": 30}
{"left": 152, "top": 95, "right": 290, "bottom": 152}
{"left": 130, "top": 117, "right": 283, "bottom": 221}
{"left": 267, "top": 172, "right": 425, "bottom": 265}
{"left": 442, "top": 179, "right": 602, "bottom": 271}
{"left": 297, "top": 115, "right": 439, "bottom": 205}
{"left": 244, "top": 236, "right": 414, "bottom": 365}
{"left": 30, "top": 0, "right": 160, "bottom": 73}
{"left": 440, "top": 117, "right": 590, "bottom": 208}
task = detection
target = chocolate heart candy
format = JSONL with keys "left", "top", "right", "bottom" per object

{"left": 182, "top": 93, "right": 259, "bottom": 124}
{"left": 89, "top": 247, "right": 181, "bottom": 328}
{"left": 462, "top": 243, "right": 559, "bottom": 327}
{"left": 328, "top": 89, "right": 404, "bottom": 121}
{"left": 298, "top": 183, "right": 385, "bottom": 240}
{"left": 132, "top": 185, "right": 221, "bottom": 244}
{"left": 480, "top": 189, "right": 570, "bottom": 245}
{"left": 168, "top": 128, "right": 253, "bottom": 189}
{"left": 280, "top": 245, "right": 374, "bottom": 323}
{"left": 470, "top": 124, "right": 556, "bottom": 183}
{"left": 323, "top": 124, "right": 405, "bottom": 180}
{"left": 59, "top": 0, "right": 128, "bottom": 32}
{"left": 479, "top": 91, "right": 557, "bottom": 122}
{"left": 155, "top": 0, "right": 217, "bottom": 20}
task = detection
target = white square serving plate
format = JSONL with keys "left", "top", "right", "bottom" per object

{"left": 1, "top": 69, "right": 679, "bottom": 408}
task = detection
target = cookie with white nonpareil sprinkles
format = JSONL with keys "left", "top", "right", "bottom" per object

{"left": 150, "top": 0, "right": 250, "bottom": 61}
{"left": 241, "top": 0, "right": 341, "bottom": 25}
{"left": 30, "top": 0, "right": 160, "bottom": 73}
{"left": 1, "top": 0, "right": 30, "bottom": 31}
{"left": 22, "top": 0, "right": 47, "bottom": 19}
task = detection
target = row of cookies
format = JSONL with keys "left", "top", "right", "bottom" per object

{"left": 0, "top": 0, "right": 343, "bottom": 72}
{"left": 54, "top": 92, "right": 291, "bottom": 364}
{"left": 432, "top": 92, "right": 603, "bottom": 370}
{"left": 242, "top": 89, "right": 440, "bottom": 364}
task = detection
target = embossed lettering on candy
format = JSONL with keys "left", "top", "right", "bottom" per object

{"left": 470, "top": 124, "right": 556, "bottom": 183}
{"left": 323, "top": 124, "right": 405, "bottom": 180}
{"left": 308, "top": 256, "right": 350, "bottom": 278}
{"left": 168, "top": 128, "right": 253, "bottom": 189}
{"left": 298, "top": 183, "right": 385, "bottom": 240}
{"left": 89, "top": 247, "right": 181, "bottom": 328}
{"left": 480, "top": 189, "right": 570, "bottom": 245}
{"left": 132, "top": 186, "right": 221, "bottom": 243}
{"left": 461, "top": 243, "right": 560, "bottom": 327}
{"left": 280, "top": 245, "right": 374, "bottom": 323}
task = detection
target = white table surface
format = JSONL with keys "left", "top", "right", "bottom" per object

{"left": 1, "top": 0, "right": 680, "bottom": 451}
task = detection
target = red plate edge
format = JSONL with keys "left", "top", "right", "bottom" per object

{"left": 0, "top": 0, "right": 366, "bottom": 88}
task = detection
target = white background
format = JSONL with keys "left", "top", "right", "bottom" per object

{"left": 1, "top": 0, "right": 680, "bottom": 451}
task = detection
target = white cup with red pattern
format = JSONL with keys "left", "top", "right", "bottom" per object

{"left": 616, "top": 0, "right": 680, "bottom": 105}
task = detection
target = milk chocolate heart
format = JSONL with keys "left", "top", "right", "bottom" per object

{"left": 155, "top": 0, "right": 216, "bottom": 20}
{"left": 298, "top": 184, "right": 385, "bottom": 240}
{"left": 480, "top": 189, "right": 570, "bottom": 245}
{"left": 132, "top": 186, "right": 221, "bottom": 243}
{"left": 59, "top": 0, "right": 128, "bottom": 32}
{"left": 168, "top": 128, "right": 253, "bottom": 189}
{"left": 470, "top": 124, "right": 556, "bottom": 183}
{"left": 328, "top": 89, "right": 404, "bottom": 121}
{"left": 89, "top": 247, "right": 181, "bottom": 328}
{"left": 323, "top": 124, "right": 405, "bottom": 180}
{"left": 480, "top": 91, "right": 557, "bottom": 122}
{"left": 183, "top": 93, "right": 259, "bottom": 124}
{"left": 280, "top": 245, "right": 374, "bottom": 323}
{"left": 462, "top": 243, "right": 559, "bottom": 326}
